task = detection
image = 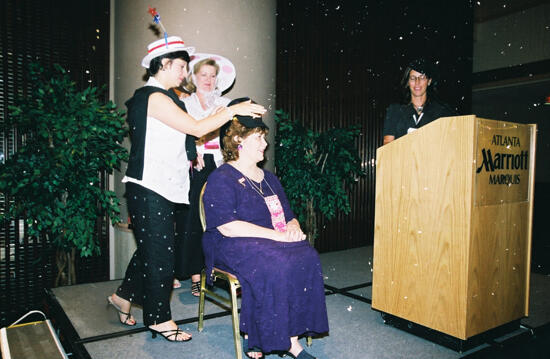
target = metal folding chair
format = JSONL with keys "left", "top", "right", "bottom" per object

{"left": 197, "top": 183, "right": 243, "bottom": 359}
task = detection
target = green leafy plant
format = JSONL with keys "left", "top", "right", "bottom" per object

{"left": 274, "top": 110, "right": 364, "bottom": 247}
{"left": 0, "top": 63, "right": 128, "bottom": 286}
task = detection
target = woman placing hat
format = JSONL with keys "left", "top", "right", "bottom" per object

{"left": 173, "top": 53, "right": 236, "bottom": 296}
{"left": 382, "top": 58, "right": 456, "bottom": 145}
{"left": 202, "top": 98, "right": 329, "bottom": 359}
{"left": 106, "top": 36, "right": 265, "bottom": 342}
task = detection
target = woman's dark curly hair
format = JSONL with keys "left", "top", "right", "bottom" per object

{"left": 222, "top": 118, "right": 269, "bottom": 162}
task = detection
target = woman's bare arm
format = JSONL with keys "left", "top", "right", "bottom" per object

{"left": 218, "top": 219, "right": 305, "bottom": 242}
{"left": 148, "top": 93, "right": 265, "bottom": 138}
{"left": 383, "top": 135, "right": 395, "bottom": 145}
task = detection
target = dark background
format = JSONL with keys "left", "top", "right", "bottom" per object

{"left": 276, "top": 0, "right": 474, "bottom": 253}
{"left": 0, "top": 0, "right": 111, "bottom": 327}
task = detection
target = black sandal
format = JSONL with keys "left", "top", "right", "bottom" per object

{"left": 278, "top": 349, "right": 316, "bottom": 359}
{"left": 148, "top": 327, "right": 192, "bottom": 342}
{"left": 243, "top": 337, "right": 264, "bottom": 359}
{"left": 191, "top": 281, "right": 200, "bottom": 297}
{"left": 106, "top": 296, "right": 136, "bottom": 326}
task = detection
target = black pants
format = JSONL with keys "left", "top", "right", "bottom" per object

{"left": 117, "top": 182, "right": 187, "bottom": 326}
{"left": 176, "top": 154, "right": 217, "bottom": 277}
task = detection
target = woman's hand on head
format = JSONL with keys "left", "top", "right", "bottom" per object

{"left": 229, "top": 100, "right": 266, "bottom": 118}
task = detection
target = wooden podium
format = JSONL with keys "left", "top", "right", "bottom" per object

{"left": 372, "top": 115, "right": 537, "bottom": 341}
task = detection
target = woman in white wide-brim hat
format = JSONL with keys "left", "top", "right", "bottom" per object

{"left": 174, "top": 53, "right": 237, "bottom": 297}
{"left": 183, "top": 53, "right": 237, "bottom": 161}
{"left": 107, "top": 36, "right": 265, "bottom": 343}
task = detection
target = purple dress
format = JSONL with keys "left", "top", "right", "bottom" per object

{"left": 202, "top": 164, "right": 329, "bottom": 353}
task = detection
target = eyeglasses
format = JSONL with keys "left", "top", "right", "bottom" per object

{"left": 409, "top": 74, "right": 428, "bottom": 82}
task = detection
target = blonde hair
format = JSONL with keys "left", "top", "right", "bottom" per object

{"left": 182, "top": 58, "right": 220, "bottom": 93}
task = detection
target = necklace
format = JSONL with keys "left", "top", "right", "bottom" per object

{"left": 412, "top": 98, "right": 426, "bottom": 113}
{"left": 243, "top": 174, "right": 276, "bottom": 198}
{"left": 412, "top": 101, "right": 425, "bottom": 125}
{"left": 413, "top": 101, "right": 424, "bottom": 114}
{"left": 245, "top": 176, "right": 264, "bottom": 195}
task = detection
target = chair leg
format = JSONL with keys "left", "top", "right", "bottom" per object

{"left": 198, "top": 269, "right": 206, "bottom": 332}
{"left": 229, "top": 279, "right": 242, "bottom": 359}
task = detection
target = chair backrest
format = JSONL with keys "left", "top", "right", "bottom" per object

{"left": 199, "top": 182, "right": 207, "bottom": 231}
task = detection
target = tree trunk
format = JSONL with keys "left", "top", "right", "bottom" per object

{"left": 55, "top": 248, "right": 76, "bottom": 287}
{"left": 69, "top": 248, "right": 76, "bottom": 284}
{"left": 305, "top": 199, "right": 318, "bottom": 248}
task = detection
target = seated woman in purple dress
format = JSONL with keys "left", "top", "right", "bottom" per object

{"left": 202, "top": 98, "right": 329, "bottom": 359}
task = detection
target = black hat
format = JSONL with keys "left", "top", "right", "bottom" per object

{"left": 219, "top": 97, "right": 269, "bottom": 150}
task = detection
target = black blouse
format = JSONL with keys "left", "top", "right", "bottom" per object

{"left": 383, "top": 99, "right": 456, "bottom": 140}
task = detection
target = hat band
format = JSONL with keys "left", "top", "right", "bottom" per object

{"left": 148, "top": 40, "right": 186, "bottom": 53}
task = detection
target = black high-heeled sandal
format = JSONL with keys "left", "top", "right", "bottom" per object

{"left": 278, "top": 349, "right": 316, "bottom": 359}
{"left": 191, "top": 281, "right": 200, "bottom": 297}
{"left": 148, "top": 327, "right": 192, "bottom": 342}
{"left": 243, "top": 337, "right": 264, "bottom": 359}
{"left": 106, "top": 296, "right": 136, "bottom": 326}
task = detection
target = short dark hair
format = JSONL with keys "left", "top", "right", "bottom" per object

{"left": 148, "top": 50, "right": 190, "bottom": 76}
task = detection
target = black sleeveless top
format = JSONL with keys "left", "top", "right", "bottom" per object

{"left": 124, "top": 86, "right": 188, "bottom": 180}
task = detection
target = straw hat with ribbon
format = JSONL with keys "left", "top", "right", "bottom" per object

{"left": 141, "top": 36, "right": 195, "bottom": 69}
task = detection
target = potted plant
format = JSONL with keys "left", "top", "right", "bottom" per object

{"left": 0, "top": 63, "right": 128, "bottom": 286}
{"left": 274, "top": 110, "right": 364, "bottom": 247}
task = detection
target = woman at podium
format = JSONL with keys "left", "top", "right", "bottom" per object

{"left": 383, "top": 58, "right": 456, "bottom": 145}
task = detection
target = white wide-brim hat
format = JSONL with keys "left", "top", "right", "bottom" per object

{"left": 189, "top": 53, "right": 236, "bottom": 93}
{"left": 141, "top": 36, "right": 195, "bottom": 69}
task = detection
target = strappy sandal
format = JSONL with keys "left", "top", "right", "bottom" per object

{"left": 106, "top": 296, "right": 136, "bottom": 326}
{"left": 191, "top": 281, "right": 200, "bottom": 297}
{"left": 243, "top": 337, "right": 264, "bottom": 359}
{"left": 278, "top": 349, "right": 316, "bottom": 359}
{"left": 148, "top": 327, "right": 192, "bottom": 342}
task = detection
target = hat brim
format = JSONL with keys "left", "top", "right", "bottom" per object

{"left": 141, "top": 46, "right": 195, "bottom": 68}
{"left": 189, "top": 53, "right": 236, "bottom": 93}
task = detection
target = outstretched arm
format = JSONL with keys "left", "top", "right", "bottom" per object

{"left": 148, "top": 95, "right": 265, "bottom": 138}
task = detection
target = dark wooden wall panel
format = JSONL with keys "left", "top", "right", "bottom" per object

{"left": 276, "top": 0, "right": 473, "bottom": 253}
{"left": 0, "top": 0, "right": 110, "bottom": 327}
